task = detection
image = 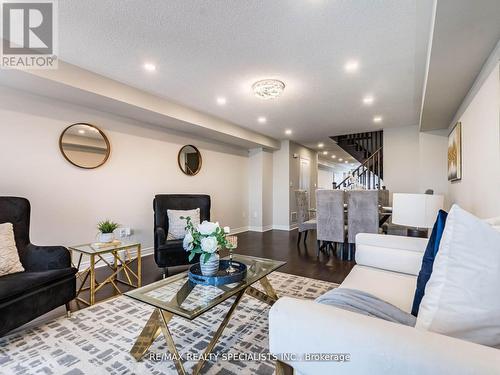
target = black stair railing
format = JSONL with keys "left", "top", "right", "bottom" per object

{"left": 335, "top": 147, "right": 383, "bottom": 190}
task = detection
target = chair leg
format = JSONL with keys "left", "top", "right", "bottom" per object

{"left": 162, "top": 267, "right": 168, "bottom": 279}
{"left": 347, "top": 244, "right": 355, "bottom": 261}
{"left": 316, "top": 240, "right": 321, "bottom": 258}
{"left": 65, "top": 302, "right": 71, "bottom": 318}
{"left": 297, "top": 231, "right": 302, "bottom": 245}
{"left": 303, "top": 230, "right": 308, "bottom": 244}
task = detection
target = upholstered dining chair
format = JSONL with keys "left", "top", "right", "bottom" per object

{"left": 294, "top": 190, "right": 316, "bottom": 245}
{"left": 346, "top": 190, "right": 379, "bottom": 260}
{"left": 315, "top": 190, "right": 345, "bottom": 259}
{"left": 153, "top": 194, "right": 211, "bottom": 278}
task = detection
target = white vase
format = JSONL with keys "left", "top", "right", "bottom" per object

{"left": 200, "top": 253, "right": 219, "bottom": 276}
{"left": 99, "top": 232, "right": 114, "bottom": 243}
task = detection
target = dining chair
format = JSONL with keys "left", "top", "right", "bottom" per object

{"left": 294, "top": 190, "right": 316, "bottom": 245}
{"left": 346, "top": 190, "right": 379, "bottom": 260}
{"left": 316, "top": 190, "right": 345, "bottom": 259}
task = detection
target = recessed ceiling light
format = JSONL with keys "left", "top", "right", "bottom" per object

{"left": 363, "top": 96, "right": 374, "bottom": 105}
{"left": 285, "top": 129, "right": 292, "bottom": 135}
{"left": 373, "top": 116, "right": 383, "bottom": 123}
{"left": 318, "top": 143, "right": 324, "bottom": 148}
{"left": 322, "top": 151, "right": 328, "bottom": 155}
{"left": 252, "top": 79, "right": 285, "bottom": 100}
{"left": 339, "top": 158, "right": 343, "bottom": 162}
{"left": 143, "top": 63, "right": 156, "bottom": 72}
{"left": 331, "top": 155, "right": 336, "bottom": 159}
{"left": 257, "top": 116, "right": 267, "bottom": 124}
{"left": 344, "top": 161, "right": 348, "bottom": 164}
{"left": 344, "top": 60, "right": 359, "bottom": 73}
{"left": 78, "top": 129, "right": 85, "bottom": 134}
{"left": 216, "top": 97, "right": 227, "bottom": 105}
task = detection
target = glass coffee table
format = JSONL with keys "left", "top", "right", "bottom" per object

{"left": 125, "top": 254, "right": 286, "bottom": 375}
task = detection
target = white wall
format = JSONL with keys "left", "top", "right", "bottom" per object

{"left": 272, "top": 141, "right": 290, "bottom": 230}
{"left": 383, "top": 126, "right": 421, "bottom": 194}
{"left": 0, "top": 88, "right": 250, "bottom": 252}
{"left": 318, "top": 165, "right": 334, "bottom": 189}
{"left": 248, "top": 148, "right": 273, "bottom": 231}
{"left": 383, "top": 126, "right": 448, "bottom": 203}
{"left": 447, "top": 63, "right": 500, "bottom": 218}
{"left": 289, "top": 141, "right": 318, "bottom": 226}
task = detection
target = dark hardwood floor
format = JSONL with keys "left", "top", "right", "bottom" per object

{"left": 70, "top": 230, "right": 355, "bottom": 311}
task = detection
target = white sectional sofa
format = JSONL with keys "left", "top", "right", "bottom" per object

{"left": 269, "top": 233, "right": 500, "bottom": 375}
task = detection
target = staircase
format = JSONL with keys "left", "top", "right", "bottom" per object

{"left": 330, "top": 130, "right": 384, "bottom": 190}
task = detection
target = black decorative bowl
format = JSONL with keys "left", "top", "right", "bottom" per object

{"left": 188, "top": 260, "right": 247, "bottom": 286}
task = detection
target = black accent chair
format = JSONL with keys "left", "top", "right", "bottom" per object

{"left": 0, "top": 197, "right": 77, "bottom": 337}
{"left": 153, "top": 194, "right": 211, "bottom": 277}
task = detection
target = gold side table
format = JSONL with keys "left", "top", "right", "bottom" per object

{"left": 69, "top": 241, "right": 142, "bottom": 306}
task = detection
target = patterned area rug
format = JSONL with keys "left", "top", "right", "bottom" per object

{"left": 0, "top": 272, "right": 337, "bottom": 375}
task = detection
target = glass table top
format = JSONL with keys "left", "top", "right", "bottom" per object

{"left": 68, "top": 241, "right": 140, "bottom": 255}
{"left": 125, "top": 254, "right": 286, "bottom": 320}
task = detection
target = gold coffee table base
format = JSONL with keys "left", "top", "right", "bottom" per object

{"left": 130, "top": 276, "right": 278, "bottom": 375}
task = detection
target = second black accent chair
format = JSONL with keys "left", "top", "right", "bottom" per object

{"left": 153, "top": 194, "right": 211, "bottom": 277}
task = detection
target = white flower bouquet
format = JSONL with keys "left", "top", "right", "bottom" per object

{"left": 182, "top": 217, "right": 231, "bottom": 264}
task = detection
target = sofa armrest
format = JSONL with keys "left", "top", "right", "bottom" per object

{"left": 269, "top": 297, "right": 500, "bottom": 375}
{"left": 22, "top": 244, "right": 71, "bottom": 271}
{"left": 355, "top": 233, "right": 428, "bottom": 275}
{"left": 155, "top": 227, "right": 167, "bottom": 247}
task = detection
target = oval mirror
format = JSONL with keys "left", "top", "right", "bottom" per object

{"left": 178, "top": 145, "right": 202, "bottom": 176}
{"left": 59, "top": 123, "right": 110, "bottom": 169}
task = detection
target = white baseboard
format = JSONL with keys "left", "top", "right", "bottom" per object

{"left": 228, "top": 226, "right": 249, "bottom": 234}
{"left": 248, "top": 225, "right": 273, "bottom": 232}
{"left": 272, "top": 224, "right": 298, "bottom": 231}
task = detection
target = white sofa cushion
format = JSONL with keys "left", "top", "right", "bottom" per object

{"left": 340, "top": 265, "right": 416, "bottom": 313}
{"left": 0, "top": 223, "right": 25, "bottom": 276}
{"left": 166, "top": 208, "right": 200, "bottom": 240}
{"left": 416, "top": 205, "right": 500, "bottom": 347}
{"left": 356, "top": 233, "right": 427, "bottom": 275}
{"left": 269, "top": 297, "right": 500, "bottom": 375}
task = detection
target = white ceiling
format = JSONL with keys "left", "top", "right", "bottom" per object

{"left": 57, "top": 0, "right": 435, "bottom": 145}
{"left": 420, "top": 0, "right": 500, "bottom": 131}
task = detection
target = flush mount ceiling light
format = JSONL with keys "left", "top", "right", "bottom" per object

{"left": 363, "top": 95, "right": 374, "bottom": 105}
{"left": 331, "top": 155, "right": 336, "bottom": 159}
{"left": 344, "top": 60, "right": 359, "bottom": 73}
{"left": 318, "top": 143, "right": 324, "bottom": 148}
{"left": 252, "top": 79, "right": 285, "bottom": 100}
{"left": 373, "top": 116, "right": 383, "bottom": 123}
{"left": 143, "top": 63, "right": 156, "bottom": 72}
{"left": 285, "top": 129, "right": 292, "bottom": 135}
{"left": 257, "top": 116, "right": 267, "bottom": 124}
{"left": 322, "top": 151, "right": 328, "bottom": 155}
{"left": 216, "top": 97, "right": 227, "bottom": 105}
{"left": 339, "top": 158, "right": 343, "bottom": 162}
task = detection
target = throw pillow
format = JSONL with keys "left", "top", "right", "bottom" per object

{"left": 0, "top": 222, "right": 25, "bottom": 276}
{"left": 411, "top": 209, "right": 448, "bottom": 316}
{"left": 167, "top": 208, "right": 200, "bottom": 240}
{"left": 416, "top": 205, "right": 500, "bottom": 347}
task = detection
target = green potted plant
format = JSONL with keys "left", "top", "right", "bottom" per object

{"left": 97, "top": 220, "right": 119, "bottom": 243}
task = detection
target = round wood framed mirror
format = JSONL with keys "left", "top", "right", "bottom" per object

{"left": 178, "top": 145, "right": 202, "bottom": 176}
{"left": 59, "top": 123, "right": 110, "bottom": 169}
